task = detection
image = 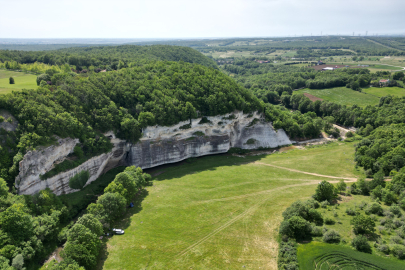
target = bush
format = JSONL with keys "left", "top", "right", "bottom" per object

{"left": 390, "top": 204, "right": 402, "bottom": 217}
{"left": 314, "top": 181, "right": 336, "bottom": 202}
{"left": 322, "top": 229, "right": 341, "bottom": 243}
{"left": 351, "top": 214, "right": 375, "bottom": 235}
{"left": 311, "top": 226, "right": 323, "bottom": 236}
{"left": 345, "top": 207, "right": 356, "bottom": 216}
{"left": 391, "top": 244, "right": 405, "bottom": 259}
{"left": 279, "top": 216, "right": 311, "bottom": 240}
{"left": 324, "top": 217, "right": 335, "bottom": 225}
{"left": 308, "top": 208, "right": 323, "bottom": 226}
{"left": 365, "top": 202, "right": 383, "bottom": 216}
{"left": 320, "top": 200, "right": 330, "bottom": 208}
{"left": 352, "top": 235, "right": 372, "bottom": 253}
{"left": 346, "top": 131, "right": 354, "bottom": 137}
{"left": 377, "top": 244, "right": 390, "bottom": 254}
{"left": 277, "top": 240, "right": 298, "bottom": 270}
{"left": 9, "top": 77, "right": 14, "bottom": 84}
{"left": 68, "top": 170, "right": 90, "bottom": 190}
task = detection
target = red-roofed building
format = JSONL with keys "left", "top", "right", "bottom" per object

{"left": 379, "top": 79, "right": 390, "bottom": 86}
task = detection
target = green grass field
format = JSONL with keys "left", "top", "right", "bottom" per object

{"left": 98, "top": 142, "right": 362, "bottom": 269}
{"left": 0, "top": 69, "right": 37, "bottom": 94}
{"left": 298, "top": 242, "right": 405, "bottom": 270}
{"left": 363, "top": 86, "right": 405, "bottom": 97}
{"left": 295, "top": 87, "right": 380, "bottom": 107}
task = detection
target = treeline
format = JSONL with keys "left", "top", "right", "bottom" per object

{"left": 0, "top": 45, "right": 218, "bottom": 70}
{"left": 197, "top": 36, "right": 404, "bottom": 56}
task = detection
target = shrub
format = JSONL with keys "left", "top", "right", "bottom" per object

{"left": 377, "top": 244, "right": 390, "bottom": 254}
{"left": 198, "top": 117, "right": 212, "bottom": 124}
{"left": 277, "top": 240, "right": 298, "bottom": 270}
{"left": 390, "top": 204, "right": 402, "bottom": 217}
{"left": 0, "top": 116, "right": 3, "bottom": 123}
{"left": 279, "top": 216, "right": 311, "bottom": 240}
{"left": 245, "top": 138, "right": 256, "bottom": 145}
{"left": 393, "top": 219, "right": 404, "bottom": 229}
{"left": 324, "top": 217, "right": 335, "bottom": 225}
{"left": 9, "top": 77, "right": 14, "bottom": 85}
{"left": 345, "top": 207, "right": 356, "bottom": 216}
{"left": 68, "top": 170, "right": 90, "bottom": 190}
{"left": 320, "top": 200, "right": 330, "bottom": 208}
{"left": 314, "top": 181, "right": 336, "bottom": 202}
{"left": 390, "top": 235, "right": 404, "bottom": 245}
{"left": 323, "top": 229, "right": 341, "bottom": 243}
{"left": 352, "top": 235, "right": 372, "bottom": 253}
{"left": 11, "top": 254, "right": 24, "bottom": 270}
{"left": 351, "top": 214, "right": 375, "bottom": 235}
{"left": 179, "top": 123, "right": 191, "bottom": 130}
{"left": 346, "top": 131, "right": 354, "bottom": 137}
{"left": 192, "top": 131, "right": 204, "bottom": 137}
{"left": 308, "top": 208, "right": 323, "bottom": 226}
{"left": 365, "top": 202, "right": 383, "bottom": 216}
{"left": 391, "top": 244, "right": 405, "bottom": 259}
{"left": 311, "top": 226, "right": 323, "bottom": 236}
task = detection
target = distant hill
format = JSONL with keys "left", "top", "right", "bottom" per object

{"left": 0, "top": 45, "right": 218, "bottom": 69}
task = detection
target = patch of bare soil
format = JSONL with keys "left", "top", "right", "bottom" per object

{"left": 303, "top": 93, "right": 323, "bottom": 102}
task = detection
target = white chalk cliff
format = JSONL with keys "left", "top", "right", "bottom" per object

{"left": 16, "top": 111, "right": 291, "bottom": 195}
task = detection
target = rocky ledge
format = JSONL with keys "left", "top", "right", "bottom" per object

{"left": 16, "top": 111, "right": 292, "bottom": 195}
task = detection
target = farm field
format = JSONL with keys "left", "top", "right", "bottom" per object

{"left": 0, "top": 69, "right": 37, "bottom": 94}
{"left": 363, "top": 86, "right": 405, "bottom": 97}
{"left": 298, "top": 242, "right": 405, "bottom": 270}
{"left": 295, "top": 87, "right": 380, "bottom": 107}
{"left": 99, "top": 142, "right": 362, "bottom": 269}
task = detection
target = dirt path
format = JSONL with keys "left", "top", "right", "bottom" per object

{"left": 254, "top": 162, "right": 358, "bottom": 181}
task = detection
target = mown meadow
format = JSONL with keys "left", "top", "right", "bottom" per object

{"left": 97, "top": 142, "right": 362, "bottom": 269}
{"left": 0, "top": 69, "right": 37, "bottom": 94}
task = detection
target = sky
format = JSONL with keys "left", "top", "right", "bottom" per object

{"left": 0, "top": 0, "right": 404, "bottom": 39}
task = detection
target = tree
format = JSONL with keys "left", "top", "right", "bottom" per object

{"left": 369, "top": 170, "right": 385, "bottom": 190}
{"left": 138, "top": 112, "right": 155, "bottom": 128}
{"left": 351, "top": 214, "right": 375, "bottom": 235}
{"left": 75, "top": 214, "right": 103, "bottom": 236}
{"left": 279, "top": 216, "right": 311, "bottom": 240}
{"left": 11, "top": 254, "right": 24, "bottom": 270}
{"left": 0, "top": 178, "right": 8, "bottom": 197}
{"left": 9, "top": 77, "right": 14, "bottom": 85}
{"left": 184, "top": 102, "right": 197, "bottom": 123}
{"left": 96, "top": 192, "right": 126, "bottom": 224}
{"left": 314, "top": 181, "right": 336, "bottom": 202}
{"left": 0, "top": 204, "right": 34, "bottom": 243}
{"left": 64, "top": 224, "right": 100, "bottom": 269}
{"left": 86, "top": 203, "right": 107, "bottom": 225}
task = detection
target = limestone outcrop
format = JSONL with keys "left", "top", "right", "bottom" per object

{"left": 16, "top": 112, "right": 292, "bottom": 195}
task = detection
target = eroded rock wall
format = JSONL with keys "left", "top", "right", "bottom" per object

{"left": 17, "top": 112, "right": 292, "bottom": 195}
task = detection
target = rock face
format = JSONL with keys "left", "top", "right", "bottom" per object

{"left": 17, "top": 112, "right": 292, "bottom": 195}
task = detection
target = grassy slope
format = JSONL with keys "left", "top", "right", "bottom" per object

{"left": 298, "top": 242, "right": 405, "bottom": 270}
{"left": 99, "top": 142, "right": 361, "bottom": 269}
{"left": 295, "top": 87, "right": 380, "bottom": 107}
{"left": 0, "top": 69, "right": 37, "bottom": 94}
{"left": 363, "top": 86, "right": 405, "bottom": 97}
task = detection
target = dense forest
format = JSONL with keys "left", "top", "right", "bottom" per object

{"left": 0, "top": 45, "right": 218, "bottom": 70}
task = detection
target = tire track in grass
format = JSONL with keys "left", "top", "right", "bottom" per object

{"left": 176, "top": 181, "right": 319, "bottom": 258}
{"left": 254, "top": 162, "right": 357, "bottom": 181}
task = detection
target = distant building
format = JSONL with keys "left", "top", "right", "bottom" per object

{"left": 379, "top": 79, "right": 390, "bottom": 86}
{"left": 317, "top": 61, "right": 324, "bottom": 65}
{"left": 322, "top": 67, "right": 335, "bottom": 71}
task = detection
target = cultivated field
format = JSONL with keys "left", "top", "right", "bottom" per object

{"left": 0, "top": 69, "right": 37, "bottom": 94}
{"left": 363, "top": 86, "right": 405, "bottom": 98}
{"left": 295, "top": 87, "right": 380, "bottom": 107}
{"left": 99, "top": 142, "right": 363, "bottom": 269}
{"left": 298, "top": 242, "right": 405, "bottom": 270}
